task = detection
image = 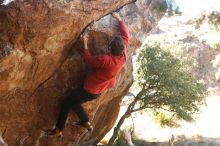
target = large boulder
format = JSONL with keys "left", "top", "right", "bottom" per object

{"left": 0, "top": 0, "right": 166, "bottom": 145}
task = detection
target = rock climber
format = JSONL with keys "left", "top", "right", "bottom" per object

{"left": 46, "top": 12, "right": 130, "bottom": 138}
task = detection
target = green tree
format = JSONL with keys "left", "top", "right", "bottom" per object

{"left": 208, "top": 11, "right": 220, "bottom": 30}
{"left": 166, "top": 0, "right": 182, "bottom": 16}
{"left": 114, "top": 131, "right": 129, "bottom": 146}
{"left": 108, "top": 44, "right": 206, "bottom": 145}
{"left": 194, "top": 11, "right": 220, "bottom": 30}
{"left": 214, "top": 41, "right": 220, "bottom": 51}
{"left": 0, "top": 0, "right": 4, "bottom": 5}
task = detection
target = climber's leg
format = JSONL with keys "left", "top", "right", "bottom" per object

{"left": 46, "top": 87, "right": 99, "bottom": 136}
{"left": 71, "top": 88, "right": 100, "bottom": 131}
{"left": 72, "top": 104, "right": 89, "bottom": 123}
{"left": 46, "top": 93, "right": 76, "bottom": 137}
{"left": 55, "top": 95, "right": 74, "bottom": 130}
{"left": 46, "top": 89, "right": 80, "bottom": 137}
{"left": 72, "top": 104, "right": 93, "bottom": 131}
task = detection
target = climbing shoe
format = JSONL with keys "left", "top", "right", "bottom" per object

{"left": 72, "top": 121, "right": 93, "bottom": 132}
{"left": 45, "top": 128, "right": 63, "bottom": 138}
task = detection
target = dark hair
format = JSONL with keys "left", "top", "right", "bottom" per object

{"left": 110, "top": 36, "right": 124, "bottom": 56}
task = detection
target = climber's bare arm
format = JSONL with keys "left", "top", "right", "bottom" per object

{"left": 112, "top": 12, "right": 122, "bottom": 21}
{"left": 81, "top": 35, "right": 88, "bottom": 50}
{"left": 112, "top": 12, "right": 130, "bottom": 53}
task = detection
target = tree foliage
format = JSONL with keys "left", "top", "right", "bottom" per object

{"left": 166, "top": 0, "right": 182, "bottom": 16}
{"left": 136, "top": 44, "right": 205, "bottom": 121}
{"left": 0, "top": 0, "right": 4, "bottom": 5}
{"left": 108, "top": 44, "right": 206, "bottom": 145}
{"left": 195, "top": 11, "right": 220, "bottom": 30}
{"left": 154, "top": 0, "right": 181, "bottom": 15}
{"left": 154, "top": 112, "right": 180, "bottom": 128}
{"left": 114, "top": 131, "right": 131, "bottom": 146}
{"left": 207, "top": 11, "right": 220, "bottom": 30}
{"left": 214, "top": 41, "right": 220, "bottom": 52}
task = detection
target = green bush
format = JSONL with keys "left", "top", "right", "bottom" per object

{"left": 166, "top": 0, "right": 182, "bottom": 16}
{"left": 214, "top": 42, "right": 220, "bottom": 51}
{"left": 194, "top": 11, "right": 220, "bottom": 30}
{"left": 0, "top": 0, "right": 4, "bottom": 5}
{"left": 114, "top": 130, "right": 149, "bottom": 146}
{"left": 208, "top": 11, "right": 220, "bottom": 30}
{"left": 156, "top": 1, "right": 168, "bottom": 13}
{"left": 132, "top": 139, "right": 149, "bottom": 146}
{"left": 114, "top": 131, "right": 129, "bottom": 146}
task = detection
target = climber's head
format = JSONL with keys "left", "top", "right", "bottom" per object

{"left": 109, "top": 36, "right": 124, "bottom": 56}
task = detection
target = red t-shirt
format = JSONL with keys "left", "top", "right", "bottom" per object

{"left": 83, "top": 21, "right": 130, "bottom": 94}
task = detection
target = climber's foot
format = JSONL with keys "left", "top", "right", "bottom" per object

{"left": 72, "top": 121, "right": 93, "bottom": 132}
{"left": 45, "top": 128, "right": 63, "bottom": 138}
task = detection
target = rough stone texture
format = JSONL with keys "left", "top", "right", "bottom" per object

{"left": 147, "top": 15, "right": 220, "bottom": 96}
{"left": 182, "top": 37, "right": 220, "bottom": 95}
{"left": 0, "top": 0, "right": 166, "bottom": 145}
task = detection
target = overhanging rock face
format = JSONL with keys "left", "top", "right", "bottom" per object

{"left": 0, "top": 0, "right": 166, "bottom": 145}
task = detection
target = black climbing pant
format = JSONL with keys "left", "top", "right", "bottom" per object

{"left": 56, "top": 87, "right": 100, "bottom": 130}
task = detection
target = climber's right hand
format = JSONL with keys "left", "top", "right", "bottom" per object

{"left": 81, "top": 35, "right": 87, "bottom": 43}
{"left": 81, "top": 35, "right": 88, "bottom": 49}
{"left": 112, "top": 12, "right": 122, "bottom": 21}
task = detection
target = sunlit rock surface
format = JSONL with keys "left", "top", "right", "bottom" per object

{"left": 0, "top": 0, "right": 166, "bottom": 145}
{"left": 147, "top": 15, "right": 220, "bottom": 95}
